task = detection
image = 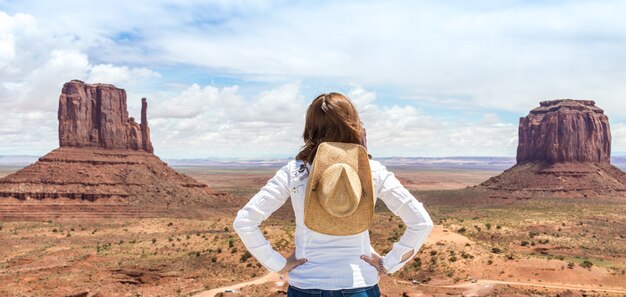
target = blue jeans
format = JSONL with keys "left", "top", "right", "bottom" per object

{"left": 287, "top": 284, "right": 381, "bottom": 297}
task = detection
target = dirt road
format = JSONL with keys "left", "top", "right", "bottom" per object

{"left": 192, "top": 273, "right": 283, "bottom": 297}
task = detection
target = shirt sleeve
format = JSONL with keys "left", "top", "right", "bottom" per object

{"left": 374, "top": 163, "right": 434, "bottom": 274}
{"left": 232, "top": 163, "right": 292, "bottom": 272}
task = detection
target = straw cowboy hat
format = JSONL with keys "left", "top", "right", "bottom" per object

{"left": 304, "top": 142, "right": 374, "bottom": 236}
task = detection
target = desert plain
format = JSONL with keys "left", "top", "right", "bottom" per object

{"left": 1, "top": 164, "right": 624, "bottom": 297}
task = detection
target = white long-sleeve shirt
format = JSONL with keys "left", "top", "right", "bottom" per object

{"left": 233, "top": 158, "right": 433, "bottom": 290}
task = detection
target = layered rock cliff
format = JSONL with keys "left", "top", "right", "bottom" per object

{"left": 58, "top": 80, "right": 153, "bottom": 153}
{"left": 516, "top": 99, "right": 611, "bottom": 164}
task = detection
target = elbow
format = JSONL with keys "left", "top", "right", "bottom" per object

{"left": 425, "top": 219, "right": 434, "bottom": 234}
{"left": 424, "top": 212, "right": 434, "bottom": 233}
{"left": 232, "top": 208, "right": 260, "bottom": 234}
{"left": 232, "top": 209, "right": 246, "bottom": 234}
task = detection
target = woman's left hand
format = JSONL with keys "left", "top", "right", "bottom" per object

{"left": 360, "top": 250, "right": 388, "bottom": 274}
{"left": 278, "top": 251, "right": 307, "bottom": 274}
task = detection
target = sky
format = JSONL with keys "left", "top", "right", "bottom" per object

{"left": 1, "top": 0, "right": 626, "bottom": 159}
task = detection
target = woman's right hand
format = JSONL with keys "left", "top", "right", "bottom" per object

{"left": 278, "top": 251, "right": 307, "bottom": 274}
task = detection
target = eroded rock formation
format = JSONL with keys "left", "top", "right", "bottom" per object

{"left": 0, "top": 80, "right": 219, "bottom": 207}
{"left": 481, "top": 99, "right": 626, "bottom": 198}
{"left": 58, "top": 80, "right": 153, "bottom": 153}
{"left": 517, "top": 100, "right": 611, "bottom": 164}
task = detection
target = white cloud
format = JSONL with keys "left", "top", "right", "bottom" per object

{"left": 140, "top": 83, "right": 518, "bottom": 158}
{"left": 2, "top": 2, "right": 626, "bottom": 157}
{"left": 87, "top": 64, "right": 161, "bottom": 88}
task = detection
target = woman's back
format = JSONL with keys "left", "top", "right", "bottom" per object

{"left": 233, "top": 158, "right": 433, "bottom": 290}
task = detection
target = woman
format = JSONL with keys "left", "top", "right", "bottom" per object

{"left": 233, "top": 93, "right": 434, "bottom": 296}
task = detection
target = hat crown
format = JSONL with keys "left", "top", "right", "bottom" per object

{"left": 303, "top": 142, "right": 374, "bottom": 236}
{"left": 318, "top": 163, "right": 362, "bottom": 217}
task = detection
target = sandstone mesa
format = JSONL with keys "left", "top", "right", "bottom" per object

{"left": 0, "top": 80, "right": 217, "bottom": 206}
{"left": 481, "top": 99, "right": 626, "bottom": 197}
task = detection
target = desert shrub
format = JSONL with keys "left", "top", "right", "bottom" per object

{"left": 398, "top": 223, "right": 404, "bottom": 228}
{"left": 457, "top": 227, "right": 467, "bottom": 233}
{"left": 567, "top": 262, "right": 575, "bottom": 269}
{"left": 231, "top": 247, "right": 238, "bottom": 253}
{"left": 167, "top": 222, "right": 173, "bottom": 226}
{"left": 223, "top": 226, "right": 230, "bottom": 232}
{"left": 580, "top": 260, "right": 593, "bottom": 269}
{"left": 211, "top": 256, "right": 217, "bottom": 263}
{"left": 152, "top": 238, "right": 157, "bottom": 244}
{"left": 449, "top": 256, "right": 458, "bottom": 262}
{"left": 186, "top": 235, "right": 191, "bottom": 240}
{"left": 461, "top": 251, "right": 473, "bottom": 259}
{"left": 411, "top": 257, "right": 422, "bottom": 269}
{"left": 228, "top": 238, "right": 234, "bottom": 248}
{"left": 487, "top": 259, "right": 493, "bottom": 265}
{"left": 66, "top": 233, "right": 71, "bottom": 237}
{"left": 119, "top": 240, "right": 124, "bottom": 245}
{"left": 430, "top": 250, "right": 437, "bottom": 256}
{"left": 528, "top": 231, "right": 539, "bottom": 238}
{"left": 465, "top": 243, "right": 470, "bottom": 247}
{"left": 52, "top": 228, "right": 58, "bottom": 233}
{"left": 521, "top": 241, "right": 529, "bottom": 246}
{"left": 496, "top": 225, "right": 502, "bottom": 229}
{"left": 240, "top": 251, "right": 252, "bottom": 262}
{"left": 491, "top": 247, "right": 502, "bottom": 254}
{"left": 217, "top": 247, "right": 222, "bottom": 253}
{"left": 485, "top": 223, "right": 492, "bottom": 230}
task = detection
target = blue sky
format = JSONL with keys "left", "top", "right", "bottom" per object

{"left": 1, "top": 0, "right": 626, "bottom": 159}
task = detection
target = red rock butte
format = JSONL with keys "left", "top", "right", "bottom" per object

{"left": 58, "top": 81, "right": 154, "bottom": 153}
{"left": 481, "top": 99, "right": 626, "bottom": 198}
{"left": 516, "top": 99, "right": 611, "bottom": 164}
{"left": 0, "top": 80, "right": 218, "bottom": 212}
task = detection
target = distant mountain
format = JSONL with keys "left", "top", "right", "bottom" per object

{"left": 3, "top": 155, "right": 625, "bottom": 171}
{"left": 164, "top": 156, "right": 517, "bottom": 170}
{"left": 0, "top": 155, "right": 39, "bottom": 166}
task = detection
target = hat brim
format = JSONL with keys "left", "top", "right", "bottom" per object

{"left": 304, "top": 142, "right": 374, "bottom": 236}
